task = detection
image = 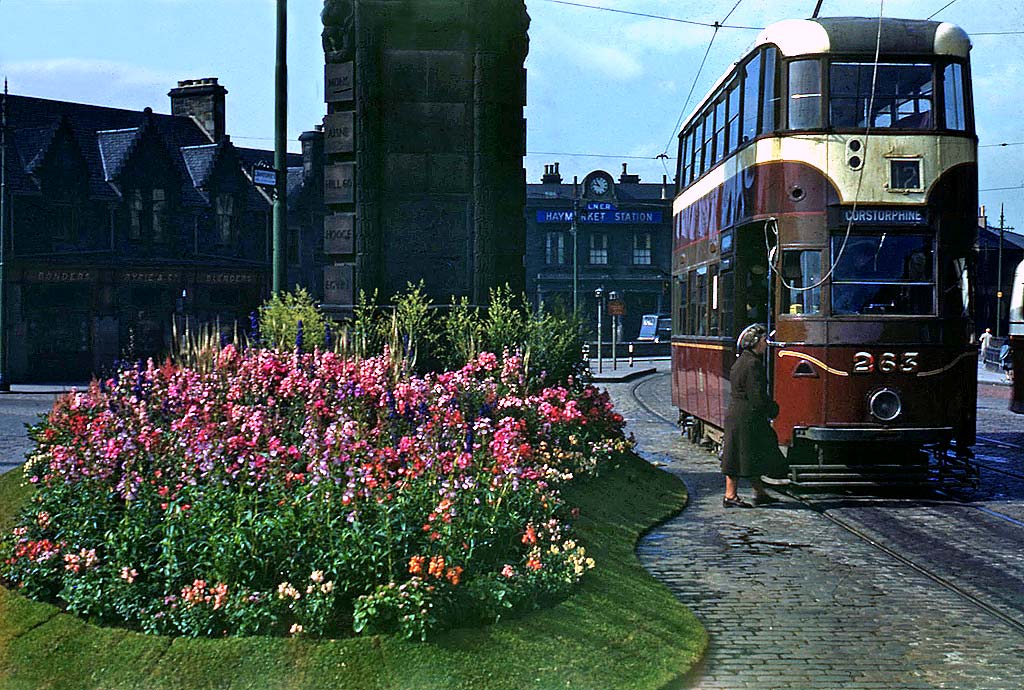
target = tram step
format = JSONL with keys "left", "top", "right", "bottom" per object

{"left": 788, "top": 464, "right": 926, "bottom": 472}
{"left": 791, "top": 480, "right": 927, "bottom": 488}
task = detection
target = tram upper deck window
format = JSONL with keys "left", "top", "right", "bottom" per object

{"left": 943, "top": 63, "right": 967, "bottom": 130}
{"left": 741, "top": 53, "right": 761, "bottom": 143}
{"left": 787, "top": 59, "right": 822, "bottom": 129}
{"left": 830, "top": 63, "right": 933, "bottom": 129}
{"left": 830, "top": 233, "right": 935, "bottom": 315}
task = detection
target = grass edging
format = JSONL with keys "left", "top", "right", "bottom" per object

{"left": 0, "top": 454, "right": 707, "bottom": 690}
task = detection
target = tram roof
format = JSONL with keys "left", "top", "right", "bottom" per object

{"left": 678, "top": 17, "right": 970, "bottom": 135}
{"left": 756, "top": 17, "right": 971, "bottom": 59}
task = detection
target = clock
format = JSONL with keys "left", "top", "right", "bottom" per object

{"left": 589, "top": 177, "right": 609, "bottom": 196}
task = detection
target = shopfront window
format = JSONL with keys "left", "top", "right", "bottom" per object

{"left": 831, "top": 233, "right": 934, "bottom": 315}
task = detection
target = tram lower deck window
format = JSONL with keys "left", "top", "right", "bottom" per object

{"left": 830, "top": 232, "right": 935, "bottom": 315}
{"left": 780, "top": 250, "right": 822, "bottom": 315}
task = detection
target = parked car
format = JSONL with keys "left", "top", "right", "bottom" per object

{"left": 638, "top": 314, "right": 671, "bottom": 343}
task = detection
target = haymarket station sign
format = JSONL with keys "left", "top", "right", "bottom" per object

{"left": 536, "top": 202, "right": 663, "bottom": 224}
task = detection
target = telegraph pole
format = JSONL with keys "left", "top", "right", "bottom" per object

{"left": 272, "top": 0, "right": 288, "bottom": 295}
{"left": 571, "top": 195, "right": 579, "bottom": 313}
{"left": 0, "top": 80, "right": 9, "bottom": 392}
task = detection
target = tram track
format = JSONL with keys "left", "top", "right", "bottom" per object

{"left": 626, "top": 371, "right": 1024, "bottom": 638}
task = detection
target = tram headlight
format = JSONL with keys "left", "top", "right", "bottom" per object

{"left": 869, "top": 388, "right": 902, "bottom": 422}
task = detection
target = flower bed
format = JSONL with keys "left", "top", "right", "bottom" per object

{"left": 0, "top": 348, "right": 630, "bottom": 639}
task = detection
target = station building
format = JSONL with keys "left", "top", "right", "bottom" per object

{"left": 0, "top": 79, "right": 321, "bottom": 382}
{"left": 976, "top": 206, "right": 1024, "bottom": 340}
{"left": 525, "top": 163, "right": 673, "bottom": 341}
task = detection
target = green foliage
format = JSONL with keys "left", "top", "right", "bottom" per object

{"left": 436, "top": 296, "right": 482, "bottom": 371}
{"left": 258, "top": 287, "right": 328, "bottom": 351}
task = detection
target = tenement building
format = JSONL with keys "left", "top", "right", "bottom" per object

{"left": 1, "top": 79, "right": 306, "bottom": 382}
{"left": 321, "top": 0, "right": 529, "bottom": 308}
{"left": 525, "top": 163, "right": 673, "bottom": 341}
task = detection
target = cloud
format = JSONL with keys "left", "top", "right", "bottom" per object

{"left": 4, "top": 59, "right": 182, "bottom": 111}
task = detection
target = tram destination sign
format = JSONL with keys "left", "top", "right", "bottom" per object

{"left": 830, "top": 206, "right": 928, "bottom": 227}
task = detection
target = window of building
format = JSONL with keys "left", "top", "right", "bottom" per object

{"left": 152, "top": 188, "right": 166, "bottom": 243}
{"left": 633, "top": 232, "right": 652, "bottom": 265}
{"left": 831, "top": 233, "right": 934, "bottom": 315}
{"left": 216, "top": 194, "right": 235, "bottom": 246}
{"left": 52, "top": 203, "right": 77, "bottom": 242}
{"left": 830, "top": 62, "right": 934, "bottom": 129}
{"left": 288, "top": 224, "right": 300, "bottom": 265}
{"left": 546, "top": 231, "right": 566, "bottom": 265}
{"left": 129, "top": 189, "right": 144, "bottom": 240}
{"left": 943, "top": 63, "right": 967, "bottom": 130}
{"left": 788, "top": 59, "right": 823, "bottom": 129}
{"left": 589, "top": 232, "right": 608, "bottom": 265}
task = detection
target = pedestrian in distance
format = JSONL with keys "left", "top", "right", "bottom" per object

{"left": 720, "top": 323, "right": 784, "bottom": 508}
{"left": 979, "top": 327, "right": 994, "bottom": 362}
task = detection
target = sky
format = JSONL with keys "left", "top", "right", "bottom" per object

{"left": 1, "top": 0, "right": 1023, "bottom": 230}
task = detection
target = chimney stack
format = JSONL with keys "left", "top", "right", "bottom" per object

{"left": 299, "top": 127, "right": 325, "bottom": 184}
{"left": 541, "top": 162, "right": 563, "bottom": 184}
{"left": 978, "top": 204, "right": 988, "bottom": 229}
{"left": 619, "top": 162, "right": 640, "bottom": 183}
{"left": 169, "top": 77, "right": 228, "bottom": 143}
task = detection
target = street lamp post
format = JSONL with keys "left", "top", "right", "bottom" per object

{"left": 0, "top": 80, "right": 9, "bottom": 392}
{"left": 594, "top": 286, "right": 604, "bottom": 374}
{"left": 571, "top": 196, "right": 579, "bottom": 314}
{"left": 272, "top": 0, "right": 287, "bottom": 296}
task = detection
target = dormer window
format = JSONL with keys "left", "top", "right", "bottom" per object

{"left": 152, "top": 188, "right": 167, "bottom": 243}
{"left": 129, "top": 190, "right": 144, "bottom": 240}
{"left": 215, "top": 193, "right": 236, "bottom": 245}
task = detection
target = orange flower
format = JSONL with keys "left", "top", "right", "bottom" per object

{"left": 445, "top": 566, "right": 463, "bottom": 586}
{"left": 525, "top": 555, "right": 542, "bottom": 571}
{"left": 521, "top": 524, "right": 537, "bottom": 545}
{"left": 408, "top": 555, "right": 425, "bottom": 575}
{"left": 427, "top": 555, "right": 446, "bottom": 578}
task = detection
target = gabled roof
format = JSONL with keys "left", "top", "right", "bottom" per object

{"left": 180, "top": 143, "right": 220, "bottom": 189}
{"left": 3, "top": 93, "right": 267, "bottom": 208}
{"left": 97, "top": 127, "right": 142, "bottom": 181}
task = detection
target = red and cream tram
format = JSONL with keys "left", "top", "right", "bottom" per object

{"left": 1010, "top": 259, "right": 1024, "bottom": 414}
{"left": 670, "top": 17, "right": 978, "bottom": 485}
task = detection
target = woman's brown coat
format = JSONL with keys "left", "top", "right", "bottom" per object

{"left": 720, "top": 349, "right": 785, "bottom": 478}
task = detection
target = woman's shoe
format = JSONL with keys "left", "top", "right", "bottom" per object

{"left": 723, "top": 496, "right": 753, "bottom": 509}
{"left": 753, "top": 493, "right": 779, "bottom": 506}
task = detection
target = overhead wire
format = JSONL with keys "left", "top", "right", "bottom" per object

{"left": 928, "top": 0, "right": 962, "bottom": 20}
{"left": 536, "top": 0, "right": 762, "bottom": 30}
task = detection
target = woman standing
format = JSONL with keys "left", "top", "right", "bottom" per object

{"left": 720, "top": 323, "right": 783, "bottom": 508}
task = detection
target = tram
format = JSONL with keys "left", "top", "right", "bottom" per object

{"left": 1010, "top": 259, "right": 1024, "bottom": 414}
{"left": 670, "top": 17, "right": 978, "bottom": 486}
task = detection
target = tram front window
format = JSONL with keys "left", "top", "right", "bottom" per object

{"left": 830, "top": 233, "right": 935, "bottom": 315}
{"left": 830, "top": 63, "right": 934, "bottom": 129}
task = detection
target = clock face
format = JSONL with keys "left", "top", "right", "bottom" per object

{"left": 589, "top": 177, "right": 609, "bottom": 195}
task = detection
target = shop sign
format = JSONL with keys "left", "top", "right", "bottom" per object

{"left": 608, "top": 300, "right": 626, "bottom": 316}
{"left": 324, "top": 111, "right": 354, "bottom": 154}
{"left": 121, "top": 270, "right": 181, "bottom": 283}
{"left": 324, "top": 213, "right": 354, "bottom": 254}
{"left": 25, "top": 269, "right": 93, "bottom": 283}
{"left": 323, "top": 264, "right": 354, "bottom": 305}
{"left": 325, "top": 163, "right": 355, "bottom": 204}
{"left": 325, "top": 62, "right": 354, "bottom": 103}
{"left": 198, "top": 272, "right": 257, "bottom": 285}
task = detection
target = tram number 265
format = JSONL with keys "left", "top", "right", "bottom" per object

{"left": 852, "top": 351, "right": 919, "bottom": 374}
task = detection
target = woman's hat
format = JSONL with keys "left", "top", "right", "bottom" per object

{"left": 736, "top": 323, "right": 767, "bottom": 351}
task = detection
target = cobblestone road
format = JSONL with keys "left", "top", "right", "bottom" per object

{"left": 605, "top": 371, "right": 1024, "bottom": 690}
{"left": 0, "top": 394, "right": 62, "bottom": 476}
